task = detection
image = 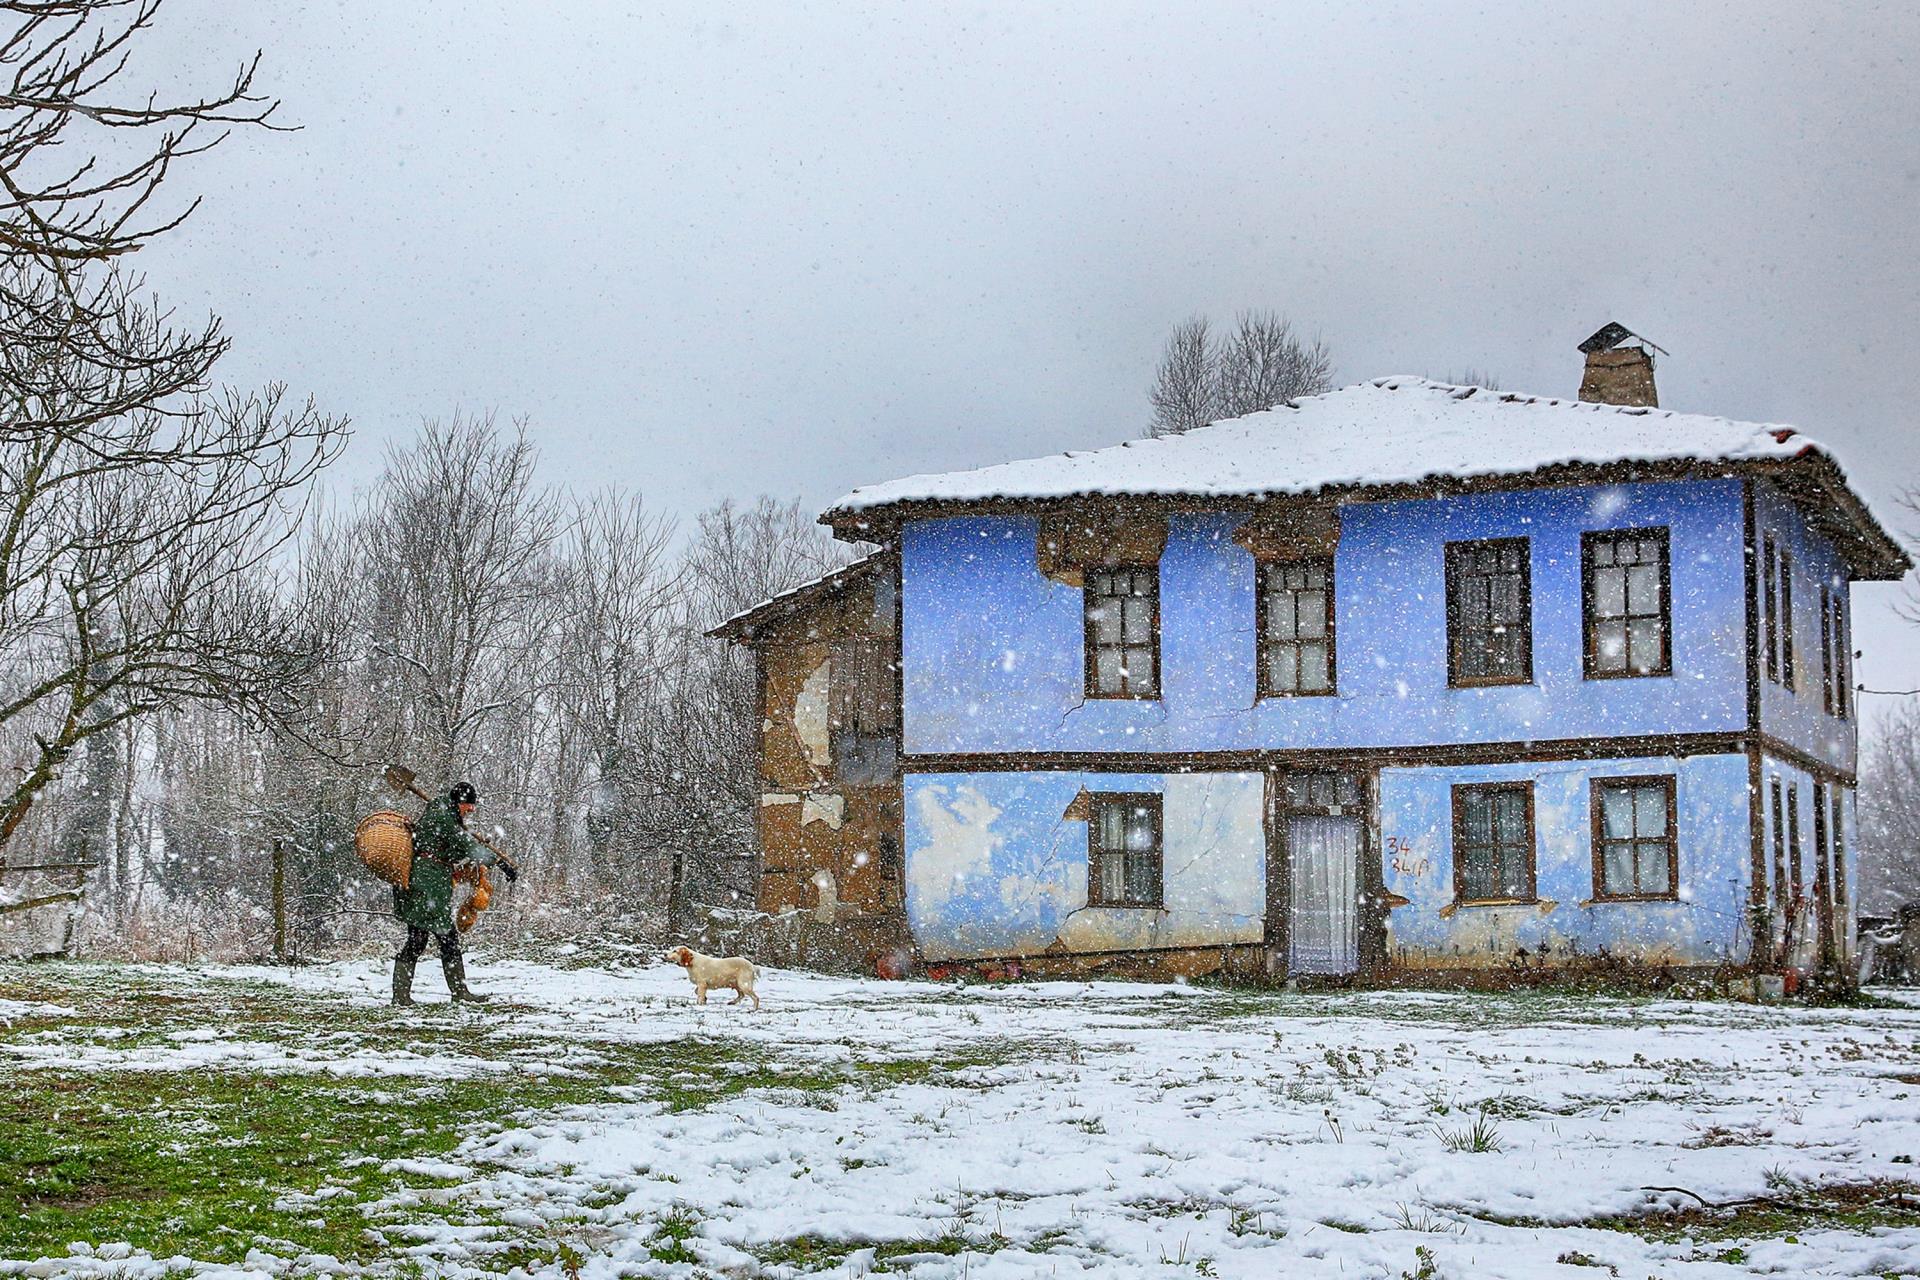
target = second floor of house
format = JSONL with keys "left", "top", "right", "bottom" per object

{"left": 891, "top": 474, "right": 1870, "bottom": 769}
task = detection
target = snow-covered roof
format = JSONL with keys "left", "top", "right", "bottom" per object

{"left": 707, "top": 550, "right": 891, "bottom": 643}
{"left": 822, "top": 377, "right": 1907, "bottom": 577}
{"left": 831, "top": 377, "right": 1818, "bottom": 510}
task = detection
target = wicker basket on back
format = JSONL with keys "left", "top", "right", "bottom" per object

{"left": 355, "top": 810, "right": 415, "bottom": 888}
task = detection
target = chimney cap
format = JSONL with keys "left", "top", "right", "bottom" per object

{"left": 1578, "top": 321, "right": 1668, "bottom": 358}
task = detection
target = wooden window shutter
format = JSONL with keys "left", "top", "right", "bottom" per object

{"left": 831, "top": 635, "right": 896, "bottom": 736}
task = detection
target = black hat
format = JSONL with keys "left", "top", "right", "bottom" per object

{"left": 449, "top": 781, "right": 478, "bottom": 806}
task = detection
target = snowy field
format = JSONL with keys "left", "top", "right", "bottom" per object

{"left": 4, "top": 957, "right": 1920, "bottom": 1279}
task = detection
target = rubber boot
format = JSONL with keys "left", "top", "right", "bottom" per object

{"left": 392, "top": 953, "right": 417, "bottom": 1007}
{"left": 443, "top": 949, "right": 489, "bottom": 1003}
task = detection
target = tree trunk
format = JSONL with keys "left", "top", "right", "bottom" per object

{"left": 668, "top": 846, "right": 686, "bottom": 933}
{"left": 115, "top": 718, "right": 136, "bottom": 920}
{"left": 271, "top": 837, "right": 287, "bottom": 961}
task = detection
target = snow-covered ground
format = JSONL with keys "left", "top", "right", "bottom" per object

{"left": 8, "top": 957, "right": 1920, "bottom": 1279}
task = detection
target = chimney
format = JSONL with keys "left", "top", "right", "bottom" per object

{"left": 1577, "top": 322, "right": 1662, "bottom": 407}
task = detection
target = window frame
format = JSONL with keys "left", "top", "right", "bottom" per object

{"left": 1831, "top": 784, "right": 1848, "bottom": 912}
{"left": 1588, "top": 774, "right": 1680, "bottom": 902}
{"left": 1450, "top": 781, "right": 1537, "bottom": 906}
{"left": 1786, "top": 782, "right": 1802, "bottom": 893}
{"left": 1813, "top": 778, "right": 1833, "bottom": 953}
{"left": 830, "top": 634, "right": 899, "bottom": 738}
{"left": 1086, "top": 791, "right": 1165, "bottom": 909}
{"left": 1255, "top": 556, "right": 1337, "bottom": 699}
{"left": 1827, "top": 584, "right": 1851, "bottom": 720}
{"left": 1779, "top": 547, "right": 1797, "bottom": 689}
{"left": 1082, "top": 564, "right": 1161, "bottom": 701}
{"left": 1763, "top": 534, "right": 1780, "bottom": 684}
{"left": 1444, "top": 537, "right": 1534, "bottom": 689}
{"left": 1770, "top": 776, "right": 1787, "bottom": 921}
{"left": 1581, "top": 527, "right": 1673, "bottom": 680}
{"left": 1819, "top": 586, "right": 1836, "bottom": 715}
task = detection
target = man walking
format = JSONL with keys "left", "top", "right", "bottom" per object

{"left": 392, "top": 781, "right": 512, "bottom": 1005}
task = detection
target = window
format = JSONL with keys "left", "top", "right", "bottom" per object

{"left": 1820, "top": 588, "right": 1835, "bottom": 713}
{"left": 1087, "top": 793, "right": 1163, "bottom": 908}
{"left": 1763, "top": 534, "right": 1780, "bottom": 683}
{"left": 1258, "top": 559, "right": 1335, "bottom": 696}
{"left": 1282, "top": 770, "right": 1364, "bottom": 811}
{"left": 831, "top": 635, "right": 897, "bottom": 736}
{"left": 830, "top": 634, "right": 899, "bottom": 783}
{"left": 1445, "top": 539, "right": 1532, "bottom": 686}
{"left": 1825, "top": 585, "right": 1851, "bottom": 719}
{"left": 1813, "top": 779, "right": 1831, "bottom": 926}
{"left": 1779, "top": 547, "right": 1796, "bottom": 688}
{"left": 1770, "top": 777, "right": 1786, "bottom": 920}
{"left": 1762, "top": 536, "right": 1799, "bottom": 689}
{"left": 1786, "top": 782, "right": 1802, "bottom": 892}
{"left": 1831, "top": 785, "right": 1848, "bottom": 912}
{"left": 1814, "top": 780, "right": 1850, "bottom": 963}
{"left": 1084, "top": 566, "right": 1159, "bottom": 699}
{"left": 1452, "top": 783, "right": 1535, "bottom": 903}
{"left": 1591, "top": 776, "right": 1677, "bottom": 899}
{"left": 1583, "top": 529, "right": 1670, "bottom": 677}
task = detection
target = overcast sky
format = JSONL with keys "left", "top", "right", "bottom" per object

{"left": 137, "top": 2, "right": 1920, "bottom": 722}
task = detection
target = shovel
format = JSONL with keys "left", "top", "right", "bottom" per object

{"left": 384, "top": 764, "right": 519, "bottom": 871}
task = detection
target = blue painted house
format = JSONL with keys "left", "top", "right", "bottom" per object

{"left": 719, "top": 338, "right": 1907, "bottom": 982}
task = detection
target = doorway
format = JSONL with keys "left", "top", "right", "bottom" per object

{"left": 1288, "top": 814, "right": 1362, "bottom": 974}
{"left": 1272, "top": 768, "right": 1367, "bottom": 977}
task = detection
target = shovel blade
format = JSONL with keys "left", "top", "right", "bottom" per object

{"left": 384, "top": 764, "right": 417, "bottom": 794}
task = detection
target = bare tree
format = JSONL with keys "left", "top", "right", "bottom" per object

{"left": 65, "top": 476, "right": 863, "bottom": 952}
{"left": 631, "top": 498, "right": 851, "bottom": 922}
{"left": 1147, "top": 315, "right": 1216, "bottom": 439}
{"left": 1214, "top": 311, "right": 1333, "bottom": 419}
{"left": 356, "top": 413, "right": 566, "bottom": 837}
{"left": 0, "top": 2, "right": 341, "bottom": 877}
{"left": 1146, "top": 310, "right": 1333, "bottom": 437}
{"left": 0, "top": 3, "right": 280, "bottom": 254}
{"left": 1895, "top": 492, "right": 1920, "bottom": 629}
{"left": 554, "top": 490, "right": 679, "bottom": 892}
{"left": 0, "top": 1, "right": 284, "bottom": 467}
{"left": 1860, "top": 701, "right": 1920, "bottom": 914}
{"left": 0, "top": 383, "right": 343, "bottom": 857}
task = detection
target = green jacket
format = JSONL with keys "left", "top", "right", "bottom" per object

{"left": 392, "top": 796, "right": 497, "bottom": 934}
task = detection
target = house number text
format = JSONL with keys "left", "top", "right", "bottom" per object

{"left": 1385, "top": 835, "right": 1428, "bottom": 878}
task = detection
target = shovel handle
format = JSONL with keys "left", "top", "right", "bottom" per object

{"left": 472, "top": 833, "right": 518, "bottom": 871}
{"left": 388, "top": 767, "right": 519, "bottom": 871}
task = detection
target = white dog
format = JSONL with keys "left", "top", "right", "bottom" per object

{"left": 670, "top": 945, "right": 760, "bottom": 1010}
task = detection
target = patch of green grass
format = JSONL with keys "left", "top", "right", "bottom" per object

{"left": 755, "top": 1228, "right": 1011, "bottom": 1273}
{"left": 0, "top": 963, "right": 1049, "bottom": 1272}
{"left": 1436, "top": 1112, "right": 1505, "bottom": 1153}
{"left": 0, "top": 1047, "right": 873, "bottom": 1269}
{"left": 1229, "top": 1207, "right": 1283, "bottom": 1239}
{"left": 492, "top": 1240, "right": 586, "bottom": 1276}
{"left": 648, "top": 1205, "right": 701, "bottom": 1264}
{"left": 1583, "top": 1179, "right": 1920, "bottom": 1244}
{"left": 1473, "top": 1092, "right": 1536, "bottom": 1120}
{"left": 0, "top": 1066, "right": 497, "bottom": 1265}
{"left": 1391, "top": 1202, "right": 1462, "bottom": 1234}
{"left": 1554, "top": 1249, "right": 1611, "bottom": 1269}
{"left": 755, "top": 1232, "right": 862, "bottom": 1270}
